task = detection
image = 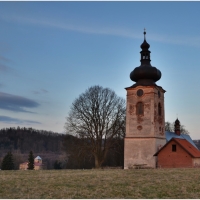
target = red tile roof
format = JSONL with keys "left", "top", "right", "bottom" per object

{"left": 154, "top": 138, "right": 200, "bottom": 157}
{"left": 174, "top": 138, "right": 200, "bottom": 157}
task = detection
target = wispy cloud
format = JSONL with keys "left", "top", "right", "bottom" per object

{"left": 0, "top": 54, "right": 13, "bottom": 74}
{"left": 1, "top": 14, "right": 141, "bottom": 39}
{"left": 1, "top": 14, "right": 200, "bottom": 48}
{"left": 0, "top": 63, "right": 11, "bottom": 72}
{"left": 0, "top": 92, "right": 40, "bottom": 113}
{"left": 0, "top": 115, "right": 41, "bottom": 124}
{"left": 0, "top": 55, "right": 10, "bottom": 62}
{"left": 147, "top": 33, "right": 200, "bottom": 48}
{"left": 33, "top": 89, "right": 48, "bottom": 95}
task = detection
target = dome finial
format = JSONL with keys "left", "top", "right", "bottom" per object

{"left": 144, "top": 28, "right": 146, "bottom": 40}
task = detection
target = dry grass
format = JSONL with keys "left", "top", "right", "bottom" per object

{"left": 1, "top": 168, "right": 200, "bottom": 198}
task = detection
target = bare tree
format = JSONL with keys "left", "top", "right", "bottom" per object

{"left": 65, "top": 85, "right": 126, "bottom": 168}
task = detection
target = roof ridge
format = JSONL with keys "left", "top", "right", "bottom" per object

{"left": 173, "top": 138, "right": 200, "bottom": 157}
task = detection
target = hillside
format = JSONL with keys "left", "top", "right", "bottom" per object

{"left": 0, "top": 127, "right": 124, "bottom": 169}
{"left": 0, "top": 127, "right": 69, "bottom": 169}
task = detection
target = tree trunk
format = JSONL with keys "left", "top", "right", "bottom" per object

{"left": 94, "top": 149, "right": 108, "bottom": 169}
{"left": 94, "top": 155, "right": 104, "bottom": 169}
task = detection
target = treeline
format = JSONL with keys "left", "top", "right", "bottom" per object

{"left": 0, "top": 127, "right": 64, "bottom": 153}
{"left": 0, "top": 127, "right": 124, "bottom": 169}
{"left": 63, "top": 135, "right": 124, "bottom": 169}
{"left": 1, "top": 126, "right": 199, "bottom": 170}
{"left": 0, "top": 127, "right": 67, "bottom": 169}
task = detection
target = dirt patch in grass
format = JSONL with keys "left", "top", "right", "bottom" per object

{"left": 1, "top": 168, "right": 200, "bottom": 198}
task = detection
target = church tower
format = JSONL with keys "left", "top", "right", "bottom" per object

{"left": 124, "top": 30, "right": 166, "bottom": 169}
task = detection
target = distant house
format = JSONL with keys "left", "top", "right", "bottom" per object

{"left": 154, "top": 119, "right": 200, "bottom": 168}
{"left": 19, "top": 156, "right": 45, "bottom": 170}
{"left": 34, "top": 156, "right": 45, "bottom": 170}
{"left": 19, "top": 162, "right": 28, "bottom": 170}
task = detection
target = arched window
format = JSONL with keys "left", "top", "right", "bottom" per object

{"left": 158, "top": 103, "right": 162, "bottom": 116}
{"left": 136, "top": 102, "right": 144, "bottom": 115}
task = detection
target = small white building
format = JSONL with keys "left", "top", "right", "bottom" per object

{"left": 19, "top": 156, "right": 45, "bottom": 170}
{"left": 34, "top": 156, "right": 42, "bottom": 164}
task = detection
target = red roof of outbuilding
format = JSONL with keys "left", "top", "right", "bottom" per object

{"left": 154, "top": 138, "right": 200, "bottom": 157}
{"left": 175, "top": 138, "right": 200, "bottom": 157}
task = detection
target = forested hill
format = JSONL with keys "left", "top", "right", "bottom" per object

{"left": 0, "top": 127, "right": 65, "bottom": 153}
{"left": 0, "top": 127, "right": 124, "bottom": 169}
{"left": 0, "top": 127, "right": 75, "bottom": 169}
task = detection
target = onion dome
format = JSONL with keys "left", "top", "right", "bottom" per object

{"left": 130, "top": 29, "right": 162, "bottom": 87}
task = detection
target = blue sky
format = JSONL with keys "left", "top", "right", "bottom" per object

{"left": 0, "top": 2, "right": 200, "bottom": 139}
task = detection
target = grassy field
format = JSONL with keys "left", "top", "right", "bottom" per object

{"left": 1, "top": 168, "right": 200, "bottom": 198}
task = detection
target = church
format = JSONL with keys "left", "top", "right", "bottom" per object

{"left": 124, "top": 30, "right": 200, "bottom": 169}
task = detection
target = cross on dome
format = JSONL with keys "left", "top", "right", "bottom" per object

{"left": 144, "top": 28, "right": 146, "bottom": 40}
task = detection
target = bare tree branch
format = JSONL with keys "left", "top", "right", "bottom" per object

{"left": 65, "top": 85, "right": 125, "bottom": 168}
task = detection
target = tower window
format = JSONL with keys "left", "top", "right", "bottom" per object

{"left": 158, "top": 103, "right": 162, "bottom": 116}
{"left": 158, "top": 91, "right": 161, "bottom": 98}
{"left": 136, "top": 102, "right": 144, "bottom": 115}
{"left": 172, "top": 144, "right": 176, "bottom": 152}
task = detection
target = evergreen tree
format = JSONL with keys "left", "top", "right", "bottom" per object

{"left": 1, "top": 152, "right": 14, "bottom": 170}
{"left": 54, "top": 160, "right": 62, "bottom": 169}
{"left": 27, "top": 151, "right": 34, "bottom": 170}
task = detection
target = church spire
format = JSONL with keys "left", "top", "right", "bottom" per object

{"left": 129, "top": 30, "right": 161, "bottom": 87}
{"left": 140, "top": 29, "right": 151, "bottom": 65}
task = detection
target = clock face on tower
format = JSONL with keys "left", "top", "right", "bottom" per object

{"left": 137, "top": 89, "right": 144, "bottom": 97}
